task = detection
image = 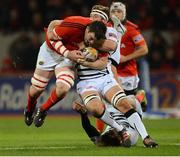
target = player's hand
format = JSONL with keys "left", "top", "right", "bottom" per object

{"left": 77, "top": 59, "right": 86, "bottom": 64}
{"left": 111, "top": 15, "right": 126, "bottom": 34}
{"left": 67, "top": 50, "right": 85, "bottom": 62}
{"left": 77, "top": 59, "right": 92, "bottom": 67}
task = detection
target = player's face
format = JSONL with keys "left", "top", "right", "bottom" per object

{"left": 84, "top": 28, "right": 97, "bottom": 46}
{"left": 110, "top": 9, "right": 124, "bottom": 21}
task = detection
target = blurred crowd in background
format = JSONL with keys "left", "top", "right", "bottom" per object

{"left": 0, "top": 0, "right": 179, "bottom": 72}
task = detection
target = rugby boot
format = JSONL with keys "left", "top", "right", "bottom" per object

{"left": 143, "top": 135, "right": 158, "bottom": 148}
{"left": 34, "top": 108, "right": 47, "bottom": 127}
{"left": 136, "top": 89, "right": 148, "bottom": 112}
{"left": 24, "top": 108, "right": 34, "bottom": 126}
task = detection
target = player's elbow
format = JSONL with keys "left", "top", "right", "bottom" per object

{"left": 107, "top": 40, "right": 117, "bottom": 51}
{"left": 140, "top": 45, "right": 148, "bottom": 56}
{"left": 144, "top": 45, "right": 148, "bottom": 55}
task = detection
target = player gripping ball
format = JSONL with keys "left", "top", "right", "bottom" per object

{"left": 82, "top": 47, "right": 98, "bottom": 62}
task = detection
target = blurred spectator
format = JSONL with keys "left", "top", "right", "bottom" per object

{"left": 8, "top": 32, "right": 40, "bottom": 71}
{"left": 171, "top": 29, "right": 180, "bottom": 69}
{"left": 161, "top": 46, "right": 177, "bottom": 70}
{"left": 148, "top": 32, "right": 167, "bottom": 69}
{"left": 0, "top": 0, "right": 179, "bottom": 71}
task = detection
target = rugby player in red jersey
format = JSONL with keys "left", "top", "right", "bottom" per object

{"left": 24, "top": 16, "right": 108, "bottom": 127}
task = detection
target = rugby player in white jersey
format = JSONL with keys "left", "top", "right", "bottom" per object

{"left": 72, "top": 98, "right": 141, "bottom": 147}
{"left": 75, "top": 5, "right": 158, "bottom": 148}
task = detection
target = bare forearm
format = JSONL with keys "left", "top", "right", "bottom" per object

{"left": 82, "top": 61, "right": 107, "bottom": 70}
{"left": 93, "top": 39, "right": 117, "bottom": 52}
{"left": 125, "top": 45, "right": 148, "bottom": 61}
{"left": 79, "top": 57, "right": 108, "bottom": 70}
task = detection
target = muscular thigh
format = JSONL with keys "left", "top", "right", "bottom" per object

{"left": 81, "top": 90, "right": 104, "bottom": 114}
{"left": 104, "top": 85, "right": 134, "bottom": 113}
{"left": 104, "top": 85, "right": 126, "bottom": 106}
{"left": 34, "top": 68, "right": 54, "bottom": 79}
{"left": 31, "top": 68, "right": 54, "bottom": 91}
{"left": 55, "top": 66, "right": 75, "bottom": 90}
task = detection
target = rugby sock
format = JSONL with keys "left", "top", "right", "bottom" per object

{"left": 134, "top": 98, "right": 143, "bottom": 116}
{"left": 125, "top": 109, "right": 148, "bottom": 139}
{"left": 98, "top": 109, "right": 124, "bottom": 132}
{"left": 41, "top": 89, "right": 65, "bottom": 111}
{"left": 27, "top": 94, "right": 37, "bottom": 112}
{"left": 96, "top": 118, "right": 105, "bottom": 133}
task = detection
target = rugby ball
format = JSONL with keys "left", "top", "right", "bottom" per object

{"left": 82, "top": 47, "right": 98, "bottom": 62}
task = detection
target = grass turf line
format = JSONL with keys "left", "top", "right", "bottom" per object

{"left": 0, "top": 115, "right": 180, "bottom": 156}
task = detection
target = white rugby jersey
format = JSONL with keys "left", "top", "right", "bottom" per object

{"left": 107, "top": 106, "right": 131, "bottom": 128}
{"left": 77, "top": 27, "right": 122, "bottom": 80}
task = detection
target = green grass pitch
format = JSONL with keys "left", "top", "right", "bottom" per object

{"left": 0, "top": 115, "right": 180, "bottom": 156}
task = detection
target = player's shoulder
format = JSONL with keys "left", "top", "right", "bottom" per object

{"left": 125, "top": 20, "right": 139, "bottom": 30}
{"left": 64, "top": 16, "right": 91, "bottom": 25}
{"left": 106, "top": 27, "right": 118, "bottom": 36}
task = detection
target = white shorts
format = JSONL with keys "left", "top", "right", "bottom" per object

{"left": 118, "top": 75, "right": 139, "bottom": 91}
{"left": 36, "top": 42, "right": 74, "bottom": 71}
{"left": 77, "top": 74, "right": 119, "bottom": 96}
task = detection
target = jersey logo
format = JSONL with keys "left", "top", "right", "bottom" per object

{"left": 133, "top": 34, "right": 144, "bottom": 44}
{"left": 108, "top": 33, "right": 117, "bottom": 39}
{"left": 121, "top": 43, "right": 126, "bottom": 48}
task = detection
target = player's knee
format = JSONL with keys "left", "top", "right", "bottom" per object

{"left": 56, "top": 83, "right": 69, "bottom": 97}
{"left": 56, "top": 71, "right": 74, "bottom": 94}
{"left": 92, "top": 104, "right": 104, "bottom": 117}
{"left": 111, "top": 91, "right": 132, "bottom": 113}
{"left": 83, "top": 94, "right": 103, "bottom": 116}
{"left": 31, "top": 74, "right": 49, "bottom": 92}
{"left": 116, "top": 98, "right": 133, "bottom": 113}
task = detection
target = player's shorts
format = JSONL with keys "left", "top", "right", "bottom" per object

{"left": 118, "top": 75, "right": 139, "bottom": 91}
{"left": 77, "top": 74, "right": 119, "bottom": 96}
{"left": 36, "top": 42, "right": 74, "bottom": 71}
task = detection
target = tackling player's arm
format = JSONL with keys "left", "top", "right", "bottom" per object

{"left": 92, "top": 39, "right": 117, "bottom": 52}
{"left": 78, "top": 56, "right": 108, "bottom": 70}
{"left": 93, "top": 27, "right": 120, "bottom": 54}
{"left": 47, "top": 24, "right": 84, "bottom": 62}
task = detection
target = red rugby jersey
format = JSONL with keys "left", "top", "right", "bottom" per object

{"left": 117, "top": 20, "right": 146, "bottom": 77}
{"left": 46, "top": 16, "right": 92, "bottom": 52}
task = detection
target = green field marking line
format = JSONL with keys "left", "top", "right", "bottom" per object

{"left": 0, "top": 146, "right": 77, "bottom": 150}
{"left": 0, "top": 143, "right": 180, "bottom": 150}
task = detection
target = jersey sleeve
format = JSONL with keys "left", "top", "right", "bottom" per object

{"left": 106, "top": 27, "right": 118, "bottom": 42}
{"left": 108, "top": 39, "right": 121, "bottom": 66}
{"left": 48, "top": 25, "right": 73, "bottom": 57}
{"left": 129, "top": 28, "right": 146, "bottom": 47}
{"left": 105, "top": 27, "right": 120, "bottom": 56}
{"left": 53, "top": 25, "right": 72, "bottom": 40}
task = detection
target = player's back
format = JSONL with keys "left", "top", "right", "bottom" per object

{"left": 57, "top": 16, "right": 91, "bottom": 49}
{"left": 46, "top": 16, "right": 92, "bottom": 51}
